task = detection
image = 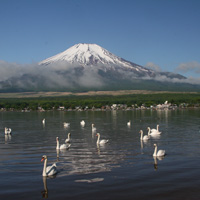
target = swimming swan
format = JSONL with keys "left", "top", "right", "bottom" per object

{"left": 56, "top": 137, "right": 71, "bottom": 150}
{"left": 153, "top": 144, "right": 166, "bottom": 157}
{"left": 65, "top": 133, "right": 71, "bottom": 143}
{"left": 5, "top": 127, "right": 12, "bottom": 135}
{"left": 41, "top": 155, "right": 57, "bottom": 177}
{"left": 80, "top": 120, "right": 85, "bottom": 127}
{"left": 127, "top": 120, "right": 131, "bottom": 126}
{"left": 63, "top": 122, "right": 70, "bottom": 128}
{"left": 150, "top": 125, "right": 161, "bottom": 135}
{"left": 139, "top": 130, "right": 149, "bottom": 141}
{"left": 96, "top": 133, "right": 109, "bottom": 145}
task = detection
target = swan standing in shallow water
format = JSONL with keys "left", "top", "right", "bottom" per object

{"left": 65, "top": 133, "right": 71, "bottom": 143}
{"left": 42, "top": 118, "right": 45, "bottom": 125}
{"left": 41, "top": 155, "right": 57, "bottom": 177}
{"left": 5, "top": 127, "right": 12, "bottom": 135}
{"left": 80, "top": 120, "right": 85, "bottom": 127}
{"left": 150, "top": 125, "right": 161, "bottom": 135}
{"left": 139, "top": 130, "right": 149, "bottom": 141}
{"left": 96, "top": 133, "right": 109, "bottom": 145}
{"left": 153, "top": 144, "right": 166, "bottom": 157}
{"left": 56, "top": 137, "right": 71, "bottom": 150}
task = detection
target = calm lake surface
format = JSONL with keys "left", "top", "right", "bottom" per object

{"left": 0, "top": 109, "right": 200, "bottom": 200}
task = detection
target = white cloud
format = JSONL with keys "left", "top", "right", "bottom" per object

{"left": 176, "top": 61, "right": 200, "bottom": 73}
{"left": 145, "top": 62, "right": 162, "bottom": 72}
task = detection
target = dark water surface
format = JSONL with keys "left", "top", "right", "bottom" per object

{"left": 0, "top": 109, "right": 200, "bottom": 200}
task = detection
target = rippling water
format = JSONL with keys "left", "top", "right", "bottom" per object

{"left": 0, "top": 109, "right": 200, "bottom": 200}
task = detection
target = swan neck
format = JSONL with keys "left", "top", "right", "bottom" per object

{"left": 153, "top": 146, "right": 157, "bottom": 156}
{"left": 140, "top": 131, "right": 143, "bottom": 140}
{"left": 148, "top": 128, "right": 150, "bottom": 136}
{"left": 43, "top": 159, "right": 47, "bottom": 176}
{"left": 56, "top": 139, "right": 59, "bottom": 149}
{"left": 97, "top": 134, "right": 100, "bottom": 144}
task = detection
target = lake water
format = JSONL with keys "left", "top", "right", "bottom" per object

{"left": 0, "top": 109, "right": 200, "bottom": 200}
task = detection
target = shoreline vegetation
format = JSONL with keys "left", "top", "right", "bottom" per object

{"left": 0, "top": 90, "right": 200, "bottom": 111}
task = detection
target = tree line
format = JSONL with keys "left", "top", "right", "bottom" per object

{"left": 0, "top": 93, "right": 200, "bottom": 110}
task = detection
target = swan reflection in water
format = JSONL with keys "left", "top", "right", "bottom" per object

{"left": 153, "top": 156, "right": 165, "bottom": 171}
{"left": 96, "top": 144, "right": 101, "bottom": 155}
{"left": 41, "top": 175, "right": 57, "bottom": 198}
{"left": 41, "top": 176, "right": 48, "bottom": 199}
{"left": 5, "top": 134, "right": 11, "bottom": 144}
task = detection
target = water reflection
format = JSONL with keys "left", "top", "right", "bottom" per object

{"left": 96, "top": 144, "right": 101, "bottom": 155}
{"left": 153, "top": 156, "right": 165, "bottom": 171}
{"left": 1, "top": 110, "right": 200, "bottom": 199}
{"left": 41, "top": 177, "right": 48, "bottom": 199}
{"left": 5, "top": 134, "right": 11, "bottom": 143}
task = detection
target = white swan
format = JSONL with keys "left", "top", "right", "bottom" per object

{"left": 80, "top": 120, "right": 85, "bottom": 127}
{"left": 150, "top": 125, "right": 161, "bottom": 135}
{"left": 139, "top": 130, "right": 149, "bottom": 141}
{"left": 96, "top": 133, "right": 109, "bottom": 145}
{"left": 5, "top": 127, "right": 12, "bottom": 135}
{"left": 153, "top": 144, "right": 166, "bottom": 157}
{"left": 127, "top": 120, "right": 131, "bottom": 126}
{"left": 92, "top": 124, "right": 97, "bottom": 132}
{"left": 56, "top": 137, "right": 71, "bottom": 150}
{"left": 42, "top": 118, "right": 45, "bottom": 125}
{"left": 63, "top": 122, "right": 70, "bottom": 128}
{"left": 41, "top": 155, "right": 57, "bottom": 177}
{"left": 65, "top": 133, "right": 71, "bottom": 143}
{"left": 147, "top": 127, "right": 161, "bottom": 138}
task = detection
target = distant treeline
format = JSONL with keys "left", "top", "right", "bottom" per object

{"left": 0, "top": 93, "right": 200, "bottom": 110}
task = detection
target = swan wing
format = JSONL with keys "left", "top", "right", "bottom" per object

{"left": 150, "top": 131, "right": 161, "bottom": 135}
{"left": 157, "top": 150, "right": 165, "bottom": 157}
{"left": 100, "top": 140, "right": 109, "bottom": 144}
{"left": 60, "top": 144, "right": 67, "bottom": 149}
{"left": 143, "top": 135, "right": 149, "bottom": 140}
{"left": 46, "top": 163, "right": 57, "bottom": 176}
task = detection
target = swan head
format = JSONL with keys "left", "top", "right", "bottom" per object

{"left": 68, "top": 133, "right": 71, "bottom": 136}
{"left": 41, "top": 155, "right": 47, "bottom": 162}
{"left": 147, "top": 127, "right": 150, "bottom": 130}
{"left": 154, "top": 144, "right": 157, "bottom": 147}
{"left": 139, "top": 130, "right": 143, "bottom": 134}
{"left": 96, "top": 133, "right": 100, "bottom": 137}
{"left": 56, "top": 137, "right": 59, "bottom": 141}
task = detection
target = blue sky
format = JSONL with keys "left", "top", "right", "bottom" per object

{"left": 0, "top": 0, "right": 200, "bottom": 78}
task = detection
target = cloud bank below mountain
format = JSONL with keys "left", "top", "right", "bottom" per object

{"left": 0, "top": 60, "right": 200, "bottom": 92}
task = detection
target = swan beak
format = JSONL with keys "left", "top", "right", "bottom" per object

{"left": 41, "top": 157, "right": 45, "bottom": 162}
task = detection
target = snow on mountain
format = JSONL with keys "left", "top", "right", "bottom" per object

{"left": 39, "top": 43, "right": 154, "bottom": 77}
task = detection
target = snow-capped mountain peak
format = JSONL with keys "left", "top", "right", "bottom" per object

{"left": 39, "top": 43, "right": 153, "bottom": 76}
{"left": 40, "top": 43, "right": 124, "bottom": 66}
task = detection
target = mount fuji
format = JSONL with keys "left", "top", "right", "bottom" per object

{"left": 0, "top": 43, "right": 198, "bottom": 92}
{"left": 39, "top": 43, "right": 184, "bottom": 79}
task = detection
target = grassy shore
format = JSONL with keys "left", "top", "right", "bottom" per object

{"left": 0, "top": 90, "right": 198, "bottom": 98}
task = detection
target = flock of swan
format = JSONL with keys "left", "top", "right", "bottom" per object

{"left": 41, "top": 119, "right": 110, "bottom": 177}
{"left": 139, "top": 125, "right": 166, "bottom": 157}
{"left": 3, "top": 117, "right": 166, "bottom": 177}
{"left": 41, "top": 118, "right": 166, "bottom": 177}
